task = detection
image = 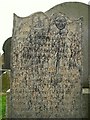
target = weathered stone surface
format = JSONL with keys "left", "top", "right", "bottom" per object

{"left": 9, "top": 2, "right": 89, "bottom": 118}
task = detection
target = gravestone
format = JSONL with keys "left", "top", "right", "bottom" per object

{"left": 2, "top": 37, "right": 11, "bottom": 69}
{"left": 9, "top": 2, "right": 89, "bottom": 118}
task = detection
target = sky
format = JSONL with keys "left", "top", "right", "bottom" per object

{"left": 0, "top": 0, "right": 89, "bottom": 54}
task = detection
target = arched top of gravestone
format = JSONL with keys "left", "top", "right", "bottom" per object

{"left": 45, "top": 2, "right": 89, "bottom": 32}
{"left": 45, "top": 2, "right": 89, "bottom": 38}
{"left": 46, "top": 2, "right": 89, "bottom": 21}
{"left": 13, "top": 12, "right": 49, "bottom": 34}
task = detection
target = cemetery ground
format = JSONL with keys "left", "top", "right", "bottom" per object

{"left": 0, "top": 71, "right": 10, "bottom": 120}
{"left": 0, "top": 93, "right": 6, "bottom": 119}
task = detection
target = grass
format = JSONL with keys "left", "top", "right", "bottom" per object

{"left": 0, "top": 94, "right": 6, "bottom": 120}
{"left": 0, "top": 71, "right": 10, "bottom": 120}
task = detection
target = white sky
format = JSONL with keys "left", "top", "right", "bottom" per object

{"left": 0, "top": 0, "right": 89, "bottom": 54}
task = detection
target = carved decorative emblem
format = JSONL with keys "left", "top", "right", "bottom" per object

{"left": 54, "top": 15, "right": 67, "bottom": 30}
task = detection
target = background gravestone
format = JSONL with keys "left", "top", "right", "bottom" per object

{"left": 2, "top": 37, "right": 11, "bottom": 69}
{"left": 10, "top": 2, "right": 89, "bottom": 118}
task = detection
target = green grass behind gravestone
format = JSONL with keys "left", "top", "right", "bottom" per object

{"left": 0, "top": 71, "right": 10, "bottom": 119}
{"left": 0, "top": 94, "right": 6, "bottom": 120}
{"left": 0, "top": 95, "right": 2, "bottom": 119}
